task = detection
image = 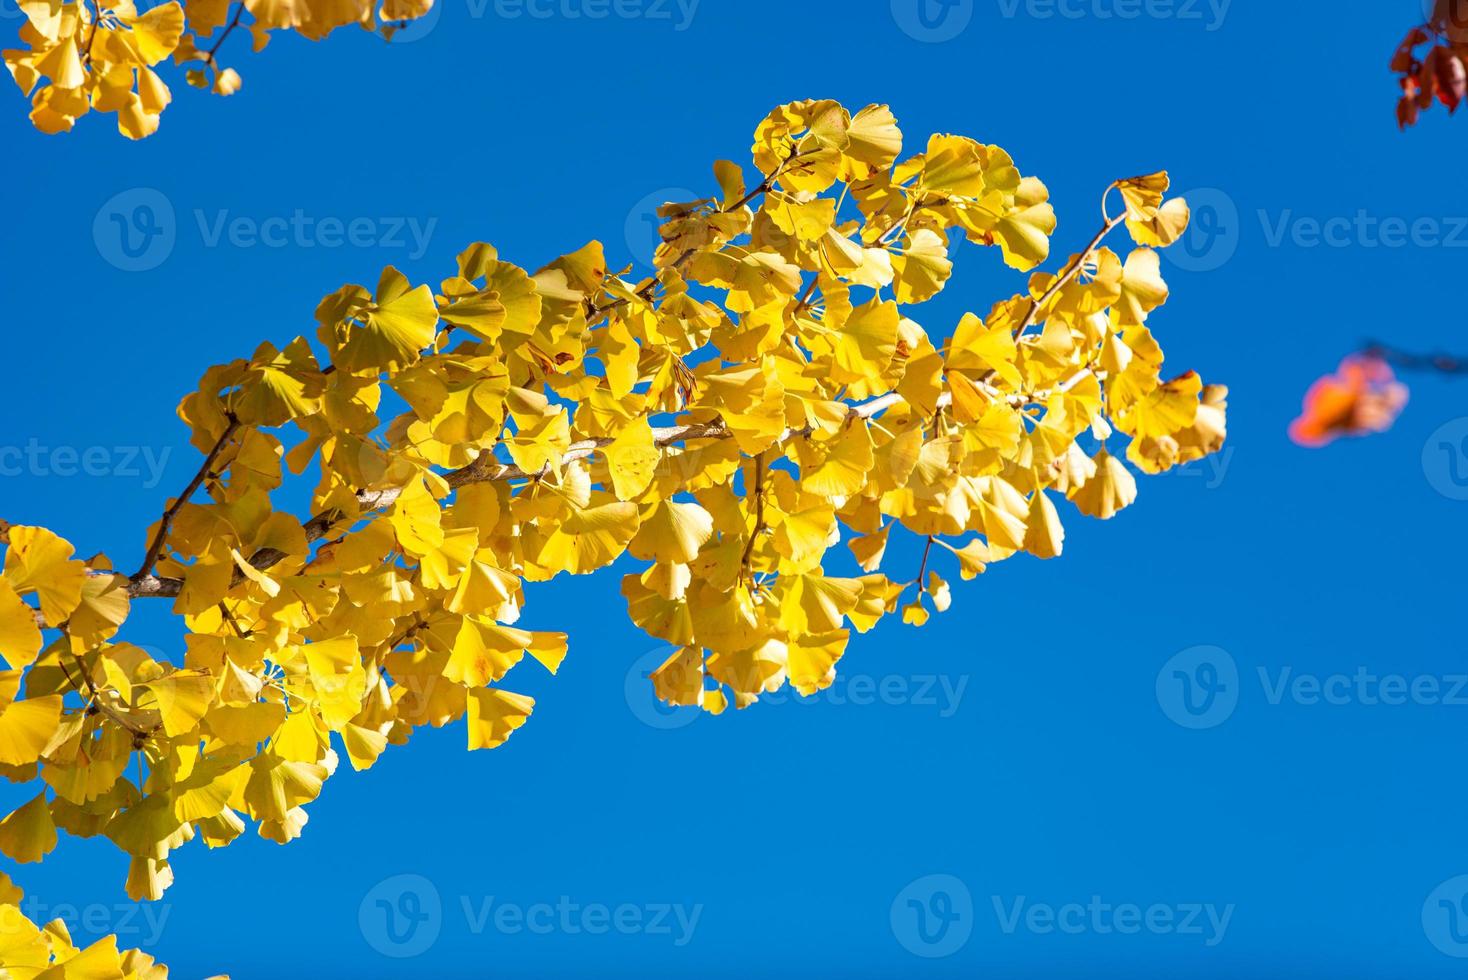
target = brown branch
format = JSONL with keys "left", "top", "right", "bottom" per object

{"left": 118, "top": 374, "right": 1021, "bottom": 603}
{"left": 133, "top": 415, "right": 240, "bottom": 582}
{"left": 202, "top": 2, "right": 246, "bottom": 68}
{"left": 218, "top": 601, "right": 251, "bottom": 638}
{"left": 586, "top": 149, "right": 807, "bottom": 327}
{"left": 913, "top": 535, "right": 935, "bottom": 588}
{"left": 113, "top": 181, "right": 1123, "bottom": 604}
{"left": 1363, "top": 341, "right": 1468, "bottom": 375}
{"left": 81, "top": 0, "right": 103, "bottom": 68}
{"left": 58, "top": 632, "right": 155, "bottom": 739}
{"left": 22, "top": 350, "right": 1077, "bottom": 606}
{"left": 738, "top": 452, "right": 767, "bottom": 582}
{"left": 1015, "top": 211, "right": 1127, "bottom": 337}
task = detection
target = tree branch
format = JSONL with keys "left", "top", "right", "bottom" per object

{"left": 1015, "top": 211, "right": 1127, "bottom": 336}
{"left": 73, "top": 181, "right": 1120, "bottom": 606}
{"left": 739, "top": 452, "right": 767, "bottom": 582}
{"left": 1363, "top": 341, "right": 1468, "bottom": 375}
{"left": 134, "top": 415, "right": 240, "bottom": 582}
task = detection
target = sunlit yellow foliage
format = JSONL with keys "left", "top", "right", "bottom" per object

{"left": 3, "top": 0, "right": 433, "bottom": 138}
{"left": 0, "top": 101, "right": 1225, "bottom": 975}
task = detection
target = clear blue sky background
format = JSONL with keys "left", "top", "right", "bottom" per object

{"left": 4, "top": 1, "right": 1468, "bottom": 976}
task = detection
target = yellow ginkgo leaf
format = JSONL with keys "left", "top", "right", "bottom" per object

{"left": 338, "top": 268, "right": 438, "bottom": 372}
{"left": 1022, "top": 490, "right": 1065, "bottom": 560}
{"left": 628, "top": 500, "right": 714, "bottom": 565}
{"left": 1068, "top": 448, "right": 1138, "bottom": 520}
{"left": 466, "top": 688, "right": 534, "bottom": 751}
{"left": 774, "top": 574, "right": 864, "bottom": 634}
{"left": 1127, "top": 197, "right": 1190, "bottom": 248}
{"left": 0, "top": 793, "right": 57, "bottom": 864}
{"left": 0, "top": 692, "right": 62, "bottom": 766}
{"left": 139, "top": 670, "right": 214, "bottom": 737}
{"left": 800, "top": 424, "right": 875, "bottom": 498}
{"left": 0, "top": 579, "right": 42, "bottom": 670}
{"left": 66, "top": 572, "right": 130, "bottom": 651}
{"left": 242, "top": 754, "right": 327, "bottom": 825}
{"left": 650, "top": 647, "right": 704, "bottom": 707}
{"left": 787, "top": 631, "right": 847, "bottom": 696}
{"left": 446, "top": 617, "right": 530, "bottom": 687}
{"left": 891, "top": 228, "right": 953, "bottom": 304}
{"left": 604, "top": 419, "right": 662, "bottom": 501}
{"left": 526, "top": 500, "right": 640, "bottom": 578}
{"left": 2, "top": 526, "right": 86, "bottom": 626}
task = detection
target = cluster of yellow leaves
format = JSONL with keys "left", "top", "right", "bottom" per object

{"left": 4, "top": 0, "right": 433, "bottom": 138}
{"left": 0, "top": 101, "right": 1224, "bottom": 976}
{"left": 0, "top": 872, "right": 178, "bottom": 979}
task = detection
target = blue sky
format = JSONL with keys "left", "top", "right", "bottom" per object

{"left": 5, "top": 0, "right": 1468, "bottom": 976}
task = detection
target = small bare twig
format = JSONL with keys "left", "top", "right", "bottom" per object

{"left": 133, "top": 415, "right": 240, "bottom": 582}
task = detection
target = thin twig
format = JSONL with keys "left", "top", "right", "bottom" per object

{"left": 1015, "top": 211, "right": 1127, "bottom": 337}
{"left": 219, "top": 601, "right": 251, "bottom": 638}
{"left": 739, "top": 452, "right": 767, "bottom": 582}
{"left": 203, "top": 2, "right": 246, "bottom": 67}
{"left": 133, "top": 415, "right": 240, "bottom": 582}
{"left": 1363, "top": 341, "right": 1468, "bottom": 374}
{"left": 585, "top": 148, "right": 806, "bottom": 326}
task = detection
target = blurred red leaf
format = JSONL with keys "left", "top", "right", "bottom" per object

{"left": 1289, "top": 355, "right": 1410, "bottom": 447}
